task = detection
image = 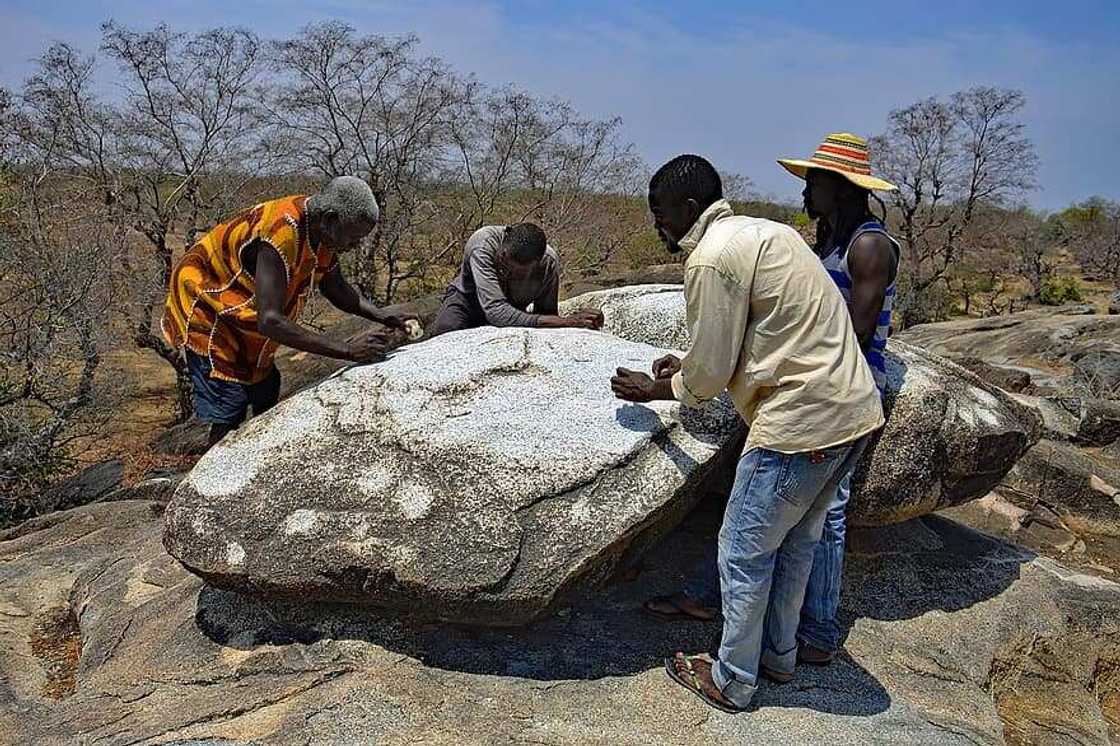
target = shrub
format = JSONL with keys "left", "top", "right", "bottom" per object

{"left": 1038, "top": 275, "right": 1083, "bottom": 306}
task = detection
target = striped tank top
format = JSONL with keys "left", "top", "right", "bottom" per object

{"left": 821, "top": 220, "right": 899, "bottom": 392}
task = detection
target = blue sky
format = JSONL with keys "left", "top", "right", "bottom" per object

{"left": 1, "top": 0, "right": 1117, "bottom": 209}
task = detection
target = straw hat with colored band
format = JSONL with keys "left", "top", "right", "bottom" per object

{"left": 778, "top": 133, "right": 897, "bottom": 192}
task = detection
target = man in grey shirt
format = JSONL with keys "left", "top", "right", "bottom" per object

{"left": 431, "top": 223, "right": 603, "bottom": 335}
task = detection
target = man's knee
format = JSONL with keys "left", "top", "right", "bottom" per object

{"left": 819, "top": 506, "right": 847, "bottom": 542}
{"left": 431, "top": 289, "right": 484, "bottom": 336}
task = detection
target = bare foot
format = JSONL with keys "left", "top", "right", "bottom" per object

{"left": 644, "top": 593, "right": 717, "bottom": 621}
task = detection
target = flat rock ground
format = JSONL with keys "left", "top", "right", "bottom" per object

{"left": 3, "top": 489, "right": 1119, "bottom": 745}
{"left": 5, "top": 300, "right": 1118, "bottom": 744}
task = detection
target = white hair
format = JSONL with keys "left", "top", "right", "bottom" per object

{"left": 307, "top": 176, "right": 380, "bottom": 225}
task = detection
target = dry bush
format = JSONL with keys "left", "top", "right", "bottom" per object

{"left": 0, "top": 170, "right": 123, "bottom": 521}
{"left": 873, "top": 87, "right": 1038, "bottom": 328}
{"left": 1056, "top": 198, "right": 1120, "bottom": 286}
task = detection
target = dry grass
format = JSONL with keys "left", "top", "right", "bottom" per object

{"left": 28, "top": 606, "right": 82, "bottom": 700}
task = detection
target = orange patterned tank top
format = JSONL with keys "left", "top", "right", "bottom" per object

{"left": 161, "top": 195, "right": 337, "bottom": 384}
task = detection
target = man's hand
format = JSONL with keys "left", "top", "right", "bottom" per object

{"left": 374, "top": 309, "right": 420, "bottom": 331}
{"left": 538, "top": 309, "right": 604, "bottom": 330}
{"left": 652, "top": 354, "right": 682, "bottom": 380}
{"left": 566, "top": 308, "right": 604, "bottom": 330}
{"left": 345, "top": 327, "right": 392, "bottom": 363}
{"left": 611, "top": 368, "right": 658, "bottom": 402}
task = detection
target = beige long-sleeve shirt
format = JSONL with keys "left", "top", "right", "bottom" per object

{"left": 670, "top": 200, "right": 884, "bottom": 454}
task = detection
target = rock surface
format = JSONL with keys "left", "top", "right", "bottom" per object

{"left": 1078, "top": 399, "right": 1120, "bottom": 447}
{"left": 1074, "top": 348, "right": 1120, "bottom": 397}
{"left": 564, "top": 284, "right": 1040, "bottom": 526}
{"left": 45, "top": 459, "right": 124, "bottom": 508}
{"left": 3, "top": 498, "right": 1119, "bottom": 745}
{"left": 165, "top": 327, "right": 744, "bottom": 625}
{"left": 1003, "top": 439, "right": 1120, "bottom": 537}
{"left": 898, "top": 306, "right": 1120, "bottom": 377}
{"left": 949, "top": 355, "right": 1034, "bottom": 393}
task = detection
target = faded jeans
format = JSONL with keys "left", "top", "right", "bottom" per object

{"left": 710, "top": 438, "right": 868, "bottom": 709}
{"left": 797, "top": 474, "right": 852, "bottom": 653}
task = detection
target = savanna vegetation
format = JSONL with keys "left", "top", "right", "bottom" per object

{"left": 1, "top": 21, "right": 1116, "bottom": 523}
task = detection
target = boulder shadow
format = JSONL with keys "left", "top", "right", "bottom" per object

{"left": 613, "top": 398, "right": 739, "bottom": 474}
{"left": 193, "top": 490, "right": 889, "bottom": 718}
{"left": 840, "top": 513, "right": 1036, "bottom": 627}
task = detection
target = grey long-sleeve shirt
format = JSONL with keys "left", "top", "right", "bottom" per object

{"left": 449, "top": 225, "right": 560, "bottom": 327}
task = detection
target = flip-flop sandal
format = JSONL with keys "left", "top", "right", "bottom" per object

{"left": 642, "top": 596, "right": 716, "bottom": 622}
{"left": 663, "top": 655, "right": 744, "bottom": 714}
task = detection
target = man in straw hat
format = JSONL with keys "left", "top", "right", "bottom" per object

{"left": 611, "top": 155, "right": 884, "bottom": 712}
{"left": 778, "top": 133, "right": 900, "bottom": 667}
{"left": 642, "top": 136, "right": 901, "bottom": 646}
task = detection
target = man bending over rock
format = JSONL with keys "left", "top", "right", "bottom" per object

{"left": 162, "top": 176, "right": 417, "bottom": 448}
{"left": 431, "top": 222, "right": 603, "bottom": 335}
{"left": 610, "top": 155, "right": 884, "bottom": 713}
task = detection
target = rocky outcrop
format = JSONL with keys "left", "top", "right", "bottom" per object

{"left": 950, "top": 355, "right": 1034, "bottom": 393}
{"left": 564, "top": 284, "right": 1040, "bottom": 526}
{"left": 1002, "top": 439, "right": 1120, "bottom": 537}
{"left": 898, "top": 306, "right": 1120, "bottom": 379}
{"left": 3, "top": 497, "right": 1120, "bottom": 744}
{"left": 164, "top": 327, "right": 744, "bottom": 626}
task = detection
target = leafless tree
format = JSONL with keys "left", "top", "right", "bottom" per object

{"left": 1058, "top": 197, "right": 1120, "bottom": 285}
{"left": 0, "top": 125, "right": 122, "bottom": 515}
{"left": 99, "top": 22, "right": 265, "bottom": 417}
{"left": 872, "top": 86, "right": 1037, "bottom": 327}
{"left": 444, "top": 85, "right": 644, "bottom": 280}
{"left": 264, "top": 22, "right": 462, "bottom": 303}
{"left": 722, "top": 172, "right": 757, "bottom": 203}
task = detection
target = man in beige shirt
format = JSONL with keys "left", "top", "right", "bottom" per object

{"left": 611, "top": 155, "right": 883, "bottom": 713}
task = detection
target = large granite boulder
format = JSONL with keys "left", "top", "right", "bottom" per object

{"left": 563, "top": 284, "right": 1040, "bottom": 526}
{"left": 164, "top": 327, "right": 743, "bottom": 626}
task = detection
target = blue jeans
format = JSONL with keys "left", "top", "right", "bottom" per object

{"left": 711, "top": 438, "right": 868, "bottom": 709}
{"left": 797, "top": 474, "right": 851, "bottom": 652}
{"left": 185, "top": 350, "right": 281, "bottom": 426}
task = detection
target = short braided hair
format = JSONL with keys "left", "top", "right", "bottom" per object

{"left": 649, "top": 155, "right": 723, "bottom": 209}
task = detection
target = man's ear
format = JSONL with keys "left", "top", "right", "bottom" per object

{"left": 686, "top": 198, "right": 701, "bottom": 223}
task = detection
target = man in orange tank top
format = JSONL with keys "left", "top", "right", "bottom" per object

{"left": 162, "top": 176, "right": 416, "bottom": 447}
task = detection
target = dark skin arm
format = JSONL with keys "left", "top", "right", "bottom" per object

{"left": 845, "top": 232, "right": 898, "bottom": 350}
{"left": 611, "top": 369, "right": 675, "bottom": 402}
{"left": 531, "top": 272, "right": 605, "bottom": 328}
{"left": 250, "top": 241, "right": 387, "bottom": 362}
{"left": 611, "top": 353, "right": 681, "bottom": 402}
{"left": 318, "top": 264, "right": 417, "bottom": 330}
